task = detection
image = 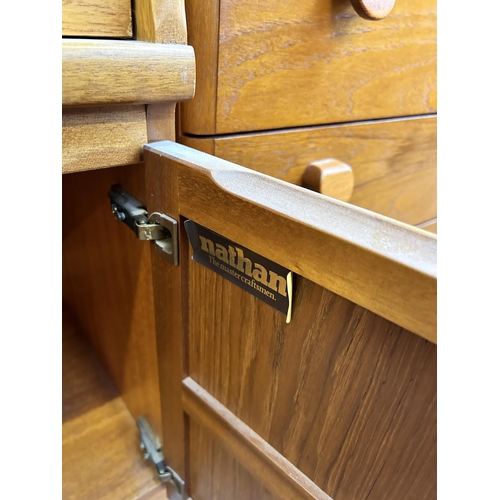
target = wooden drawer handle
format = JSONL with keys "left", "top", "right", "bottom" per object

{"left": 350, "top": 0, "right": 396, "bottom": 20}
{"left": 302, "top": 159, "right": 354, "bottom": 202}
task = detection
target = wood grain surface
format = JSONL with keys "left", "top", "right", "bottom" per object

{"left": 144, "top": 141, "right": 436, "bottom": 341}
{"left": 186, "top": 268, "right": 436, "bottom": 499}
{"left": 145, "top": 142, "right": 188, "bottom": 479}
{"left": 181, "top": 116, "right": 436, "bottom": 226}
{"left": 135, "top": 0, "right": 188, "bottom": 43}
{"left": 181, "top": 0, "right": 436, "bottom": 134}
{"left": 302, "top": 158, "right": 354, "bottom": 202}
{"left": 62, "top": 0, "right": 132, "bottom": 38}
{"left": 183, "top": 377, "right": 332, "bottom": 500}
{"left": 351, "top": 0, "right": 396, "bottom": 20}
{"left": 62, "top": 106, "right": 147, "bottom": 173}
{"left": 62, "top": 40, "right": 195, "bottom": 107}
{"left": 180, "top": 0, "right": 221, "bottom": 134}
{"left": 62, "top": 163, "right": 164, "bottom": 438}
{"left": 134, "top": 0, "right": 188, "bottom": 144}
{"left": 189, "top": 420, "right": 278, "bottom": 500}
{"left": 62, "top": 307, "right": 167, "bottom": 500}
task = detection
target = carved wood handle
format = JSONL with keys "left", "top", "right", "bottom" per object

{"left": 302, "top": 159, "right": 354, "bottom": 202}
{"left": 350, "top": 0, "right": 396, "bottom": 20}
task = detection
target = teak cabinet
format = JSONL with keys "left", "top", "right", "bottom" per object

{"left": 62, "top": 1, "right": 437, "bottom": 499}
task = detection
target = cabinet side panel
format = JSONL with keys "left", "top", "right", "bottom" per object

{"left": 62, "top": 164, "right": 163, "bottom": 438}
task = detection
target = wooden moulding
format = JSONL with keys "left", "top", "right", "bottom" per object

{"left": 182, "top": 377, "right": 333, "bottom": 500}
{"left": 180, "top": 115, "right": 437, "bottom": 227}
{"left": 144, "top": 141, "right": 437, "bottom": 343}
{"left": 62, "top": 40, "right": 195, "bottom": 107}
{"left": 62, "top": 0, "right": 132, "bottom": 38}
{"left": 62, "top": 106, "right": 148, "bottom": 174}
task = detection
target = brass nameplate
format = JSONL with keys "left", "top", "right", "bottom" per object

{"left": 184, "top": 220, "right": 293, "bottom": 322}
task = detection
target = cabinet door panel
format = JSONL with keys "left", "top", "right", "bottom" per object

{"left": 144, "top": 141, "right": 436, "bottom": 500}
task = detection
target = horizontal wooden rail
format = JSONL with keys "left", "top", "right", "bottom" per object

{"left": 144, "top": 142, "right": 437, "bottom": 342}
{"left": 62, "top": 40, "right": 195, "bottom": 107}
{"left": 182, "top": 377, "right": 332, "bottom": 500}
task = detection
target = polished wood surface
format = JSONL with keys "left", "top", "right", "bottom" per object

{"left": 62, "top": 307, "right": 167, "bottom": 500}
{"left": 135, "top": 0, "right": 188, "bottom": 43}
{"left": 186, "top": 269, "right": 436, "bottom": 499}
{"left": 180, "top": 0, "right": 221, "bottom": 135}
{"left": 62, "top": 40, "right": 195, "bottom": 107}
{"left": 144, "top": 142, "right": 436, "bottom": 499}
{"left": 145, "top": 144, "right": 188, "bottom": 479}
{"left": 302, "top": 159, "right": 354, "bottom": 202}
{"left": 189, "top": 420, "right": 278, "bottom": 500}
{"left": 181, "top": 0, "right": 436, "bottom": 134}
{"left": 62, "top": 0, "right": 132, "bottom": 38}
{"left": 351, "top": 0, "right": 396, "bottom": 20}
{"left": 183, "top": 377, "right": 332, "bottom": 500}
{"left": 180, "top": 116, "right": 436, "bottom": 226}
{"left": 145, "top": 140, "right": 436, "bottom": 341}
{"left": 62, "top": 106, "right": 147, "bottom": 173}
{"left": 62, "top": 164, "right": 163, "bottom": 438}
{"left": 134, "top": 0, "right": 187, "bottom": 144}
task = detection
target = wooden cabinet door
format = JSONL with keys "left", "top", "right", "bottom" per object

{"left": 144, "top": 141, "right": 437, "bottom": 500}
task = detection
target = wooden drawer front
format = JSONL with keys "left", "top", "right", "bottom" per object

{"left": 181, "top": 116, "right": 436, "bottom": 226}
{"left": 183, "top": 0, "right": 436, "bottom": 135}
{"left": 62, "top": 0, "right": 132, "bottom": 38}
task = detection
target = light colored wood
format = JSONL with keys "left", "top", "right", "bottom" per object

{"left": 144, "top": 140, "right": 436, "bottom": 342}
{"left": 62, "top": 106, "right": 147, "bottom": 173}
{"left": 182, "top": 377, "right": 333, "bottom": 500}
{"left": 62, "top": 40, "right": 195, "bottom": 107}
{"left": 180, "top": 116, "right": 437, "bottom": 227}
{"left": 62, "top": 307, "right": 167, "bottom": 500}
{"left": 418, "top": 218, "right": 437, "bottom": 234}
{"left": 62, "top": 0, "right": 132, "bottom": 38}
{"left": 62, "top": 163, "right": 164, "bottom": 439}
{"left": 187, "top": 269, "right": 436, "bottom": 499}
{"left": 302, "top": 159, "right": 354, "bottom": 202}
{"left": 182, "top": 0, "right": 436, "bottom": 135}
{"left": 180, "top": 0, "right": 220, "bottom": 134}
{"left": 135, "top": 0, "right": 188, "bottom": 43}
{"left": 351, "top": 0, "right": 396, "bottom": 20}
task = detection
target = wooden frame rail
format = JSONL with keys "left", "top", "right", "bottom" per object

{"left": 144, "top": 141, "right": 437, "bottom": 343}
{"left": 182, "top": 377, "right": 333, "bottom": 500}
{"left": 62, "top": 40, "right": 195, "bottom": 107}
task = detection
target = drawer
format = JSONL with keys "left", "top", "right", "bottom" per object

{"left": 62, "top": 0, "right": 133, "bottom": 38}
{"left": 181, "top": 115, "right": 436, "bottom": 226}
{"left": 182, "top": 0, "right": 437, "bottom": 135}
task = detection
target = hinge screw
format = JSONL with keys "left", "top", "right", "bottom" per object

{"left": 111, "top": 203, "right": 126, "bottom": 222}
{"left": 143, "top": 453, "right": 151, "bottom": 460}
{"left": 140, "top": 443, "right": 145, "bottom": 450}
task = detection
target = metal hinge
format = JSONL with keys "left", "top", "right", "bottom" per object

{"left": 137, "top": 416, "right": 186, "bottom": 499}
{"left": 108, "top": 184, "right": 178, "bottom": 265}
